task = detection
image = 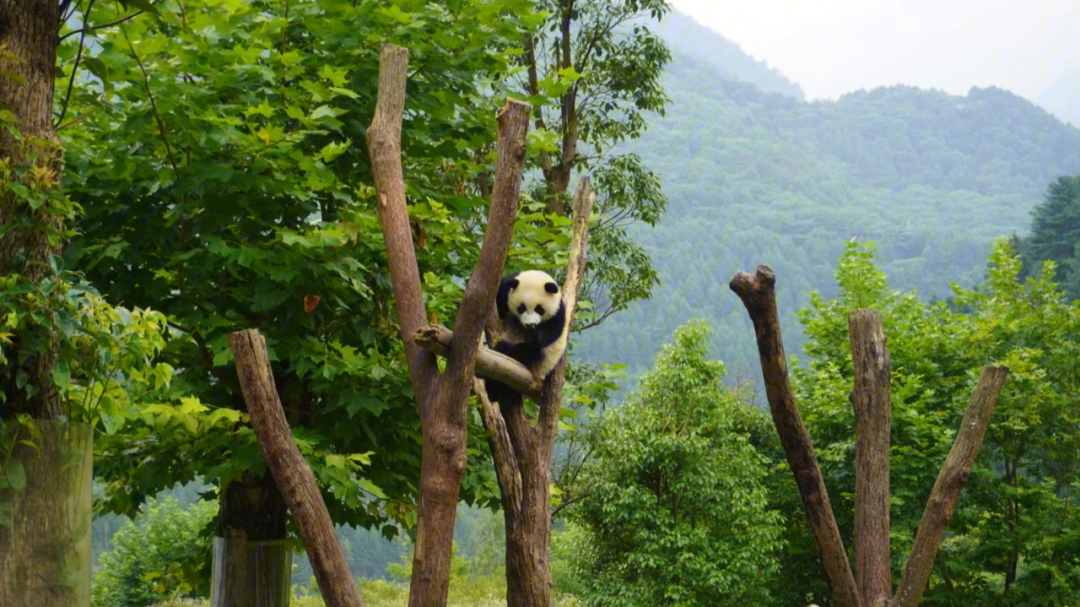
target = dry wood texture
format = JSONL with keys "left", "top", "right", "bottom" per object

{"left": 891, "top": 365, "right": 1009, "bottom": 607}
{"left": 406, "top": 97, "right": 530, "bottom": 607}
{"left": 502, "top": 177, "right": 593, "bottom": 607}
{"left": 228, "top": 330, "right": 364, "bottom": 607}
{"left": 848, "top": 310, "right": 892, "bottom": 607}
{"left": 729, "top": 266, "right": 860, "bottom": 607}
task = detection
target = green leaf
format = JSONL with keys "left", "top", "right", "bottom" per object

{"left": 6, "top": 460, "right": 26, "bottom": 492}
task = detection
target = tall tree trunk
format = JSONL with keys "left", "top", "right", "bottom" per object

{"left": 0, "top": 0, "right": 64, "bottom": 419}
{"left": 213, "top": 471, "right": 291, "bottom": 607}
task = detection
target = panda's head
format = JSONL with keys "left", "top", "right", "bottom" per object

{"left": 506, "top": 270, "right": 561, "bottom": 329}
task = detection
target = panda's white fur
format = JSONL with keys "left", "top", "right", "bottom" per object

{"left": 484, "top": 270, "right": 568, "bottom": 408}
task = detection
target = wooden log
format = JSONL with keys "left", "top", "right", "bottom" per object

{"left": 413, "top": 325, "right": 542, "bottom": 402}
{"left": 848, "top": 309, "right": 892, "bottom": 607}
{"left": 228, "top": 329, "right": 364, "bottom": 607}
{"left": 729, "top": 265, "right": 860, "bottom": 607}
{"left": 891, "top": 365, "right": 1009, "bottom": 607}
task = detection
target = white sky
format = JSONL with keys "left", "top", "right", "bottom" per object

{"left": 670, "top": 0, "right": 1080, "bottom": 106}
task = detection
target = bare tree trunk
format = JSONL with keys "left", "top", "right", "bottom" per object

{"left": 0, "top": 0, "right": 64, "bottom": 419}
{"left": 891, "top": 365, "right": 1008, "bottom": 607}
{"left": 365, "top": 44, "right": 532, "bottom": 607}
{"left": 848, "top": 310, "right": 892, "bottom": 607}
{"left": 229, "top": 329, "right": 365, "bottom": 607}
{"left": 729, "top": 265, "right": 861, "bottom": 607}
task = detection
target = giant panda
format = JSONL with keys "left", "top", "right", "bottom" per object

{"left": 483, "top": 269, "right": 568, "bottom": 411}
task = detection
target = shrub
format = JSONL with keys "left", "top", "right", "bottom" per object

{"left": 93, "top": 498, "right": 216, "bottom": 607}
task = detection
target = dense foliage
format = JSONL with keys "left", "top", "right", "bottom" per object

{"left": 559, "top": 320, "right": 784, "bottom": 607}
{"left": 788, "top": 240, "right": 1080, "bottom": 606}
{"left": 61, "top": 0, "right": 547, "bottom": 526}
{"left": 91, "top": 498, "right": 217, "bottom": 607}
{"left": 1019, "top": 175, "right": 1080, "bottom": 300}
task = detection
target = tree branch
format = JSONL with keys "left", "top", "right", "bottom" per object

{"left": 538, "top": 176, "right": 594, "bottom": 445}
{"left": 364, "top": 44, "right": 438, "bottom": 410}
{"left": 474, "top": 378, "right": 523, "bottom": 514}
{"left": 891, "top": 365, "right": 1009, "bottom": 607}
{"left": 228, "top": 329, "right": 365, "bottom": 607}
{"left": 729, "top": 265, "right": 860, "bottom": 607}
{"left": 413, "top": 324, "right": 541, "bottom": 402}
{"left": 435, "top": 97, "right": 530, "bottom": 427}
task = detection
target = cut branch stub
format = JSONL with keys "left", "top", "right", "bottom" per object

{"left": 848, "top": 309, "right": 892, "bottom": 607}
{"left": 891, "top": 364, "right": 1009, "bottom": 607}
{"left": 228, "top": 329, "right": 365, "bottom": 607}
{"left": 729, "top": 265, "right": 860, "bottom": 607}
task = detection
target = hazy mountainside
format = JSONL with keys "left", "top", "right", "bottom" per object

{"left": 575, "top": 47, "right": 1080, "bottom": 384}
{"left": 653, "top": 11, "right": 804, "bottom": 100}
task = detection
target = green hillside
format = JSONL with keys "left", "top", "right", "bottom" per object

{"left": 576, "top": 43, "right": 1080, "bottom": 383}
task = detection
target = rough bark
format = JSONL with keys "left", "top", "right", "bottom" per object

{"left": 418, "top": 180, "right": 593, "bottom": 607}
{"left": 891, "top": 365, "right": 1009, "bottom": 607}
{"left": 848, "top": 309, "right": 892, "bottom": 607}
{"left": 0, "top": 421, "right": 93, "bottom": 607}
{"left": 365, "top": 42, "right": 532, "bottom": 607}
{"left": 228, "top": 329, "right": 365, "bottom": 607}
{"left": 408, "top": 96, "right": 529, "bottom": 607}
{"left": 729, "top": 266, "right": 860, "bottom": 607}
{"left": 213, "top": 470, "right": 290, "bottom": 607}
{"left": 0, "top": 0, "right": 64, "bottom": 419}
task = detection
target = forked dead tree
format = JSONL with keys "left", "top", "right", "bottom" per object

{"left": 730, "top": 265, "right": 1008, "bottom": 607}
{"left": 365, "top": 41, "right": 582, "bottom": 607}
{"left": 416, "top": 178, "right": 593, "bottom": 607}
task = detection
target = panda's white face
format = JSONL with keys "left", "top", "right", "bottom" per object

{"left": 508, "top": 270, "right": 561, "bottom": 329}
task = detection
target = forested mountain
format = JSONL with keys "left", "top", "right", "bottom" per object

{"left": 576, "top": 26, "right": 1080, "bottom": 383}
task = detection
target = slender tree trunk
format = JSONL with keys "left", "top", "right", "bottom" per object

{"left": 0, "top": 0, "right": 64, "bottom": 419}
{"left": 365, "top": 43, "right": 532, "bottom": 607}
{"left": 891, "top": 365, "right": 1009, "bottom": 607}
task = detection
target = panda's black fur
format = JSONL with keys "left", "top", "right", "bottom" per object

{"left": 484, "top": 270, "right": 568, "bottom": 411}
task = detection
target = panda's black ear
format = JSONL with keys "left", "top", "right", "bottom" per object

{"left": 544, "top": 282, "right": 559, "bottom": 294}
{"left": 508, "top": 278, "right": 519, "bottom": 290}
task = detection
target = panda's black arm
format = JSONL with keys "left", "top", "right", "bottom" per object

{"left": 495, "top": 273, "right": 520, "bottom": 319}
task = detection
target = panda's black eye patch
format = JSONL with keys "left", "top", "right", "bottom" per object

{"left": 517, "top": 304, "right": 526, "bottom": 314}
{"left": 535, "top": 305, "right": 545, "bottom": 316}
